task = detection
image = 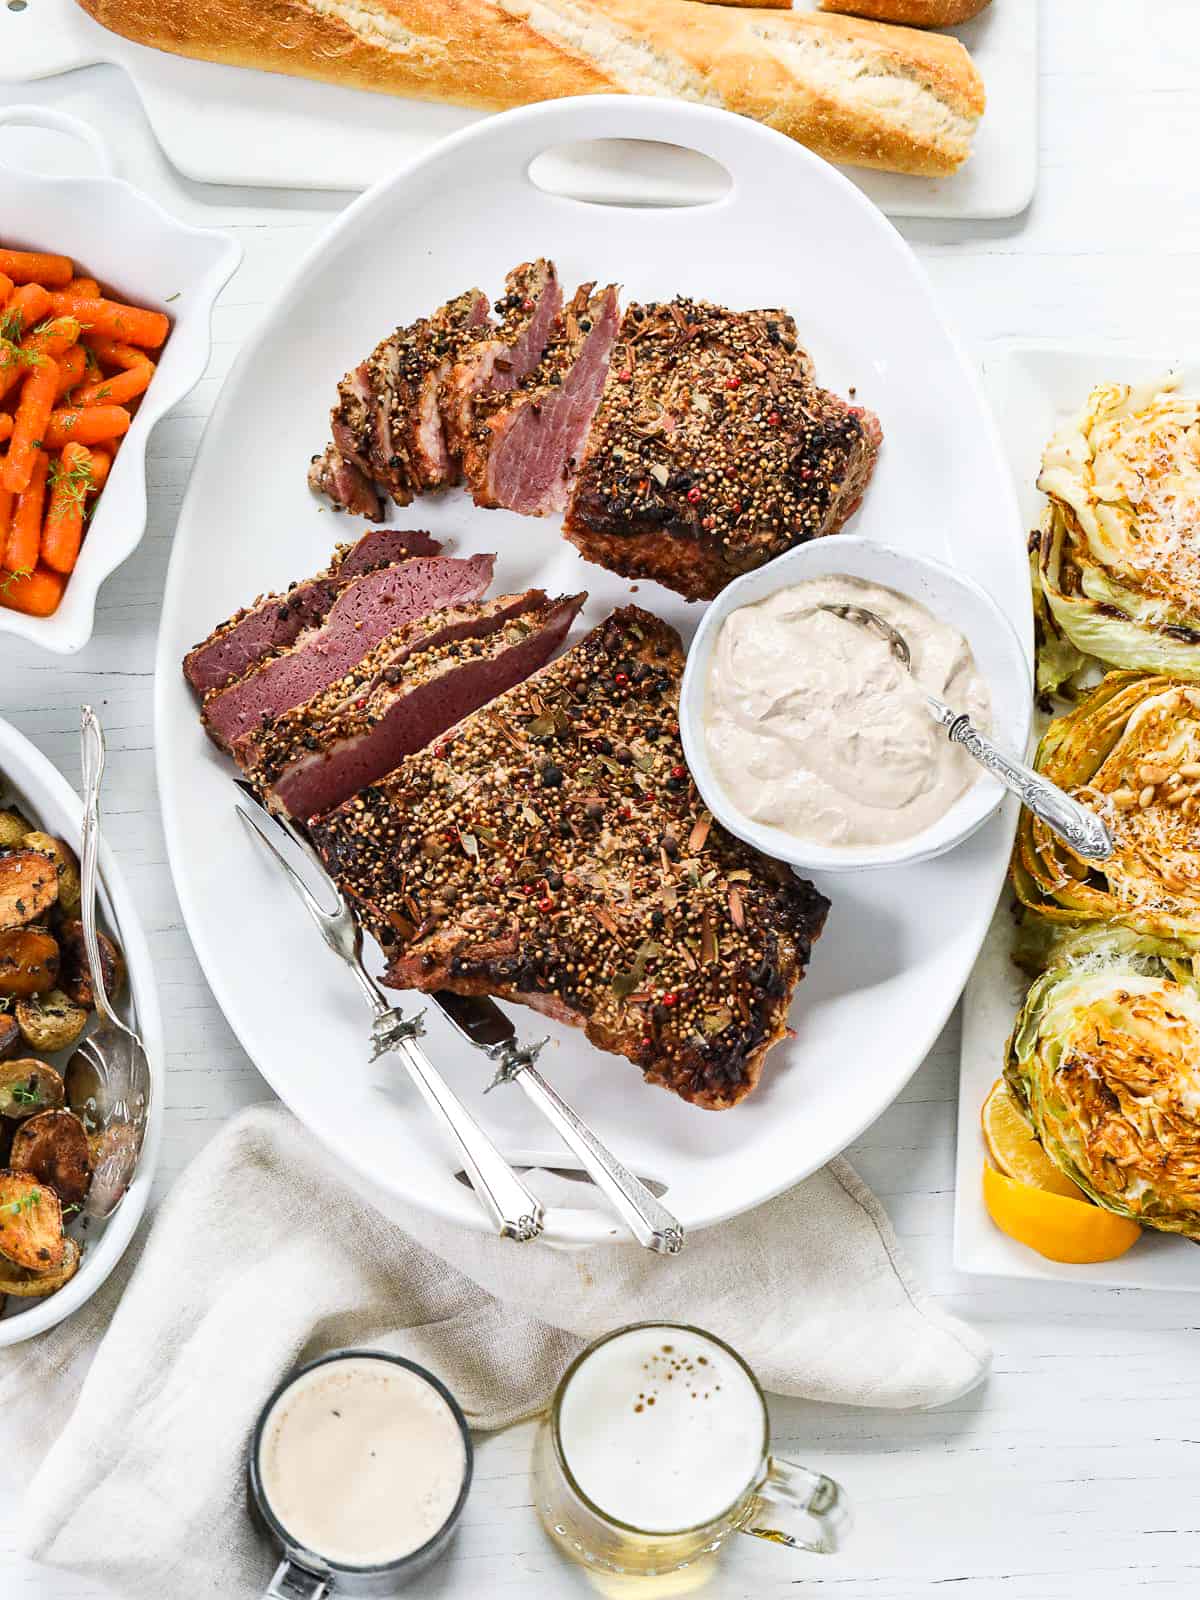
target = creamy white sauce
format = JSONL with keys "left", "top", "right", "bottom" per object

{"left": 704, "top": 575, "right": 991, "bottom": 849}
{"left": 258, "top": 1356, "right": 466, "bottom": 1568}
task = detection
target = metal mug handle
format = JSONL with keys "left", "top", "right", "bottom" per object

{"left": 264, "top": 1558, "right": 331, "bottom": 1600}
{"left": 740, "top": 1457, "right": 849, "bottom": 1555}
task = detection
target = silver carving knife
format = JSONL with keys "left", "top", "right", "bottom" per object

{"left": 234, "top": 786, "right": 543, "bottom": 1242}
{"left": 235, "top": 784, "right": 684, "bottom": 1255}
{"left": 433, "top": 988, "right": 684, "bottom": 1255}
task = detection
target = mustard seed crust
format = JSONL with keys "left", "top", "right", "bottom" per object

{"left": 311, "top": 606, "right": 829, "bottom": 1109}
{"left": 564, "top": 298, "right": 881, "bottom": 601}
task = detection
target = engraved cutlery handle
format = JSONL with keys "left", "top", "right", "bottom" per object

{"left": 495, "top": 1049, "right": 683, "bottom": 1254}
{"left": 933, "top": 702, "right": 1113, "bottom": 860}
{"left": 373, "top": 1011, "right": 545, "bottom": 1243}
{"left": 79, "top": 706, "right": 116, "bottom": 1024}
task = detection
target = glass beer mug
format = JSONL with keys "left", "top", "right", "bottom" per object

{"left": 532, "top": 1322, "right": 848, "bottom": 1580}
{"left": 247, "top": 1350, "right": 474, "bottom": 1597}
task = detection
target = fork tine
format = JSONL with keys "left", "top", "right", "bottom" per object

{"left": 236, "top": 803, "right": 337, "bottom": 931}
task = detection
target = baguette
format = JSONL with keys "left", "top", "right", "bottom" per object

{"left": 73, "top": 0, "right": 985, "bottom": 177}
{"left": 819, "top": 0, "right": 991, "bottom": 23}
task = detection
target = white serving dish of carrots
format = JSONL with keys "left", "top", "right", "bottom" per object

{"left": 0, "top": 106, "right": 240, "bottom": 652}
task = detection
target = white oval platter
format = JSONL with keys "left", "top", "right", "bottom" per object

{"left": 155, "top": 97, "right": 1028, "bottom": 1246}
{"left": 0, "top": 716, "right": 164, "bottom": 1344}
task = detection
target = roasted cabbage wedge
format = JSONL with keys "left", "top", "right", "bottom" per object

{"left": 1035, "top": 376, "right": 1200, "bottom": 691}
{"left": 1005, "top": 926, "right": 1200, "bottom": 1238}
{"left": 1013, "top": 672, "right": 1200, "bottom": 938}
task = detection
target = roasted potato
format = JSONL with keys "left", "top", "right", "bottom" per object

{"left": 0, "top": 1059, "right": 64, "bottom": 1119}
{"left": 0, "top": 927, "right": 59, "bottom": 998}
{"left": 10, "top": 1109, "right": 91, "bottom": 1209}
{"left": 0, "top": 1170, "right": 64, "bottom": 1269}
{"left": 0, "top": 1013, "right": 19, "bottom": 1060}
{"left": 0, "top": 811, "right": 33, "bottom": 849}
{"left": 57, "top": 921, "right": 124, "bottom": 1010}
{"left": 22, "top": 834, "right": 81, "bottom": 920}
{"left": 0, "top": 850, "right": 58, "bottom": 932}
{"left": 0, "top": 1234, "right": 79, "bottom": 1297}
{"left": 14, "top": 989, "right": 87, "bottom": 1054}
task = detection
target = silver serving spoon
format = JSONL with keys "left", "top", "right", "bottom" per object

{"left": 64, "top": 707, "right": 152, "bottom": 1219}
{"left": 821, "top": 603, "right": 1114, "bottom": 861}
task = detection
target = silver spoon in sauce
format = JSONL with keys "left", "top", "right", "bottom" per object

{"left": 820, "top": 603, "right": 1114, "bottom": 861}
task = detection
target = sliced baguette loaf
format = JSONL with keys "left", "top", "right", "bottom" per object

{"left": 73, "top": 0, "right": 985, "bottom": 177}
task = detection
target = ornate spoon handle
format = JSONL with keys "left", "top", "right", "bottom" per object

{"left": 928, "top": 698, "right": 1113, "bottom": 860}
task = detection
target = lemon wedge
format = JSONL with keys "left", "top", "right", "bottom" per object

{"left": 981, "top": 1078, "right": 1085, "bottom": 1200}
{"left": 982, "top": 1166, "right": 1142, "bottom": 1264}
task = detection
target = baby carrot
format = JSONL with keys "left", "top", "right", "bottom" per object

{"left": 41, "top": 443, "right": 91, "bottom": 574}
{"left": 48, "top": 293, "right": 168, "bottom": 350}
{"left": 5, "top": 449, "right": 48, "bottom": 572}
{"left": 85, "top": 447, "right": 111, "bottom": 492}
{"left": 0, "top": 249, "right": 72, "bottom": 288}
{"left": 0, "top": 415, "right": 10, "bottom": 443}
{"left": 0, "top": 564, "right": 66, "bottom": 617}
{"left": 3, "top": 360, "right": 59, "bottom": 494}
{"left": 0, "top": 484, "right": 10, "bottom": 547}
{"left": 0, "top": 283, "right": 52, "bottom": 339}
{"left": 54, "top": 345, "right": 86, "bottom": 400}
{"left": 0, "top": 275, "right": 12, "bottom": 311}
{"left": 81, "top": 335, "right": 147, "bottom": 371}
{"left": 74, "top": 357, "right": 153, "bottom": 408}
{"left": 66, "top": 276, "right": 99, "bottom": 298}
{"left": 0, "top": 317, "right": 80, "bottom": 404}
{"left": 43, "top": 404, "right": 130, "bottom": 449}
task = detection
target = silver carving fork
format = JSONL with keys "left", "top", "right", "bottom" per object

{"left": 235, "top": 792, "right": 544, "bottom": 1242}
{"left": 235, "top": 783, "right": 684, "bottom": 1254}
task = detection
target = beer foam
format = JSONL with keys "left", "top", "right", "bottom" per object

{"left": 259, "top": 1356, "right": 465, "bottom": 1567}
{"left": 558, "top": 1326, "right": 764, "bottom": 1533}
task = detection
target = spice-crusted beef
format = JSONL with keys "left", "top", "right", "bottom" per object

{"left": 563, "top": 299, "right": 882, "bottom": 601}
{"left": 307, "top": 445, "right": 384, "bottom": 521}
{"left": 441, "top": 260, "right": 561, "bottom": 464}
{"left": 202, "top": 554, "right": 495, "bottom": 752}
{"left": 368, "top": 288, "right": 493, "bottom": 497}
{"left": 246, "top": 591, "right": 584, "bottom": 820}
{"left": 183, "top": 528, "right": 441, "bottom": 695}
{"left": 467, "top": 284, "right": 621, "bottom": 517}
{"left": 323, "top": 288, "right": 491, "bottom": 510}
{"left": 311, "top": 607, "right": 829, "bottom": 1110}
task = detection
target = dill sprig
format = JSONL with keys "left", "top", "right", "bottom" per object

{"left": 47, "top": 452, "right": 95, "bottom": 518}
{"left": 0, "top": 567, "right": 32, "bottom": 596}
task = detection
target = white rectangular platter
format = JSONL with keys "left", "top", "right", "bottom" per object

{"left": 954, "top": 341, "right": 1200, "bottom": 1290}
{"left": 0, "top": 0, "right": 1037, "bottom": 219}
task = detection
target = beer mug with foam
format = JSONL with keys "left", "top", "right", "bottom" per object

{"left": 533, "top": 1322, "right": 848, "bottom": 1578}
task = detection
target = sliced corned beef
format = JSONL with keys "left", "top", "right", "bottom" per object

{"left": 183, "top": 528, "right": 442, "bottom": 695}
{"left": 319, "top": 289, "right": 492, "bottom": 512}
{"left": 440, "top": 261, "right": 561, "bottom": 464}
{"left": 470, "top": 283, "right": 620, "bottom": 517}
{"left": 374, "top": 289, "right": 493, "bottom": 495}
{"left": 307, "top": 445, "right": 383, "bottom": 522}
{"left": 201, "top": 553, "right": 494, "bottom": 752}
{"left": 249, "top": 591, "right": 584, "bottom": 819}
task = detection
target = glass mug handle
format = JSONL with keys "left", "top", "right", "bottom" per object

{"left": 741, "top": 1457, "right": 849, "bottom": 1555}
{"left": 264, "top": 1558, "right": 332, "bottom": 1600}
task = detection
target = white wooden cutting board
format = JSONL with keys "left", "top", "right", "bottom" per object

{"left": 0, "top": 0, "right": 1037, "bottom": 217}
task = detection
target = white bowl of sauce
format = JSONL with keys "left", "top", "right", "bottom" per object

{"left": 680, "top": 538, "right": 1033, "bottom": 873}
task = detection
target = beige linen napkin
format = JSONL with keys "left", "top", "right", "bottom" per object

{"left": 0, "top": 1104, "right": 988, "bottom": 1598}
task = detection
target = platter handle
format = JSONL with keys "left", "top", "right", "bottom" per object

{"left": 0, "top": 104, "right": 114, "bottom": 176}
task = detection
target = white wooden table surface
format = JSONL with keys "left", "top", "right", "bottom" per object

{"left": 3, "top": 4, "right": 1199, "bottom": 1594}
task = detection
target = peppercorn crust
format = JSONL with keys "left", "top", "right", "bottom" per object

{"left": 564, "top": 299, "right": 882, "bottom": 602}
{"left": 311, "top": 606, "right": 830, "bottom": 1110}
